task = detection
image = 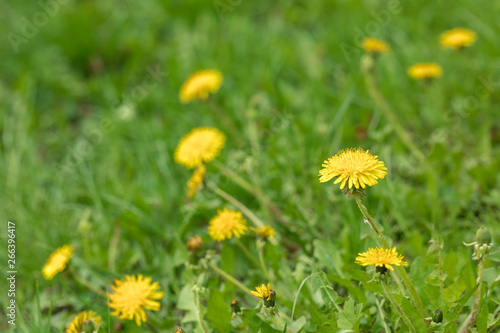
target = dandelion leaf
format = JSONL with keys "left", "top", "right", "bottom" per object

{"left": 336, "top": 297, "right": 362, "bottom": 330}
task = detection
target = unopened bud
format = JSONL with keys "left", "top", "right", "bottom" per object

{"left": 231, "top": 300, "right": 241, "bottom": 314}
{"left": 187, "top": 235, "right": 203, "bottom": 252}
{"left": 264, "top": 290, "right": 276, "bottom": 308}
{"left": 432, "top": 309, "right": 443, "bottom": 323}
{"left": 175, "top": 328, "right": 184, "bottom": 333}
{"left": 475, "top": 227, "right": 491, "bottom": 245}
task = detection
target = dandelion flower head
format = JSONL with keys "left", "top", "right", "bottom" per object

{"left": 42, "top": 245, "right": 74, "bottom": 280}
{"left": 250, "top": 283, "right": 273, "bottom": 300}
{"left": 179, "top": 69, "right": 223, "bottom": 103}
{"left": 408, "top": 63, "right": 443, "bottom": 80}
{"left": 108, "top": 274, "right": 164, "bottom": 326}
{"left": 174, "top": 127, "right": 225, "bottom": 169}
{"left": 362, "top": 37, "right": 389, "bottom": 54}
{"left": 440, "top": 28, "right": 477, "bottom": 49}
{"left": 66, "top": 310, "right": 102, "bottom": 333}
{"left": 355, "top": 247, "right": 408, "bottom": 271}
{"left": 208, "top": 208, "right": 248, "bottom": 242}
{"left": 319, "top": 148, "right": 387, "bottom": 190}
{"left": 187, "top": 164, "right": 206, "bottom": 198}
{"left": 252, "top": 225, "right": 276, "bottom": 239}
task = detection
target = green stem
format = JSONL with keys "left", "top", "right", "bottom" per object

{"left": 236, "top": 240, "right": 262, "bottom": 269}
{"left": 381, "top": 280, "right": 416, "bottom": 333}
{"left": 209, "top": 263, "right": 253, "bottom": 295}
{"left": 354, "top": 193, "right": 425, "bottom": 318}
{"left": 375, "top": 298, "right": 391, "bottom": 333}
{"left": 257, "top": 241, "right": 272, "bottom": 282}
{"left": 271, "top": 315, "right": 292, "bottom": 333}
{"left": 194, "top": 287, "right": 209, "bottom": 333}
{"left": 459, "top": 258, "right": 485, "bottom": 333}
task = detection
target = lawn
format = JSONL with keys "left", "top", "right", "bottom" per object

{"left": 1, "top": 0, "right": 499, "bottom": 332}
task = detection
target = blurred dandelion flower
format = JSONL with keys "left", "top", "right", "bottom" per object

{"left": 174, "top": 127, "right": 225, "bottom": 169}
{"left": 208, "top": 208, "right": 247, "bottom": 241}
{"left": 186, "top": 235, "right": 204, "bottom": 252}
{"left": 408, "top": 63, "right": 443, "bottom": 80}
{"left": 179, "top": 69, "right": 223, "bottom": 103}
{"left": 42, "top": 245, "right": 73, "bottom": 280}
{"left": 440, "top": 28, "right": 477, "bottom": 49}
{"left": 252, "top": 225, "right": 276, "bottom": 239}
{"left": 187, "top": 164, "right": 206, "bottom": 198}
{"left": 108, "top": 274, "right": 163, "bottom": 326}
{"left": 362, "top": 37, "right": 389, "bottom": 54}
{"left": 66, "top": 310, "right": 102, "bottom": 333}
{"left": 319, "top": 148, "right": 387, "bottom": 190}
{"left": 355, "top": 247, "right": 407, "bottom": 271}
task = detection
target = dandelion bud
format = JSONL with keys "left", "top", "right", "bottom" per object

{"left": 186, "top": 235, "right": 203, "bottom": 252}
{"left": 432, "top": 309, "right": 443, "bottom": 323}
{"left": 264, "top": 290, "right": 276, "bottom": 308}
{"left": 475, "top": 227, "right": 491, "bottom": 245}
{"left": 231, "top": 300, "right": 241, "bottom": 314}
{"left": 175, "top": 328, "right": 184, "bottom": 333}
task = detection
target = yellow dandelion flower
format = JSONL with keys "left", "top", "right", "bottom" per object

{"left": 252, "top": 225, "right": 276, "bottom": 239}
{"left": 187, "top": 164, "right": 206, "bottom": 198}
{"left": 440, "top": 28, "right": 477, "bottom": 50}
{"left": 408, "top": 63, "right": 443, "bottom": 80}
{"left": 362, "top": 37, "right": 389, "bottom": 54}
{"left": 208, "top": 208, "right": 247, "bottom": 242}
{"left": 319, "top": 148, "right": 387, "bottom": 190}
{"left": 174, "top": 127, "right": 225, "bottom": 169}
{"left": 250, "top": 283, "right": 272, "bottom": 300}
{"left": 355, "top": 247, "right": 408, "bottom": 271}
{"left": 186, "top": 235, "right": 204, "bottom": 252}
{"left": 66, "top": 310, "right": 102, "bottom": 333}
{"left": 179, "top": 69, "right": 223, "bottom": 104}
{"left": 42, "top": 245, "right": 74, "bottom": 280}
{"left": 108, "top": 274, "right": 163, "bottom": 327}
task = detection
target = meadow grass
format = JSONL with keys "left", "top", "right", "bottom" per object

{"left": 1, "top": 0, "right": 499, "bottom": 332}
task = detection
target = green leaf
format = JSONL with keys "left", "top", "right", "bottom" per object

{"left": 444, "top": 277, "right": 466, "bottom": 304}
{"left": 337, "top": 297, "right": 363, "bottom": 330}
{"left": 177, "top": 284, "right": 198, "bottom": 323}
{"left": 206, "top": 289, "right": 232, "bottom": 333}
{"left": 445, "top": 284, "right": 479, "bottom": 325}
{"left": 401, "top": 297, "right": 426, "bottom": 332}
{"left": 310, "top": 271, "right": 341, "bottom": 309}
{"left": 476, "top": 303, "right": 488, "bottom": 333}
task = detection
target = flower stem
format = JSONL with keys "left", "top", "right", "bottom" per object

{"left": 458, "top": 257, "right": 485, "bottom": 333}
{"left": 271, "top": 315, "right": 292, "bottom": 333}
{"left": 209, "top": 263, "right": 253, "bottom": 295}
{"left": 381, "top": 280, "right": 416, "bottom": 333}
{"left": 194, "top": 287, "right": 209, "bottom": 333}
{"left": 354, "top": 193, "right": 425, "bottom": 318}
{"left": 257, "top": 240, "right": 272, "bottom": 282}
{"left": 236, "top": 240, "right": 262, "bottom": 270}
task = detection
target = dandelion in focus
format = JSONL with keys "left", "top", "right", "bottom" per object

{"left": 179, "top": 69, "right": 223, "bottom": 103}
{"left": 251, "top": 283, "right": 276, "bottom": 307}
{"left": 208, "top": 208, "right": 248, "bottom": 241}
{"left": 42, "top": 245, "right": 74, "bottom": 280}
{"left": 355, "top": 247, "right": 408, "bottom": 272}
{"left": 319, "top": 148, "right": 387, "bottom": 190}
{"left": 362, "top": 37, "right": 389, "bottom": 54}
{"left": 174, "top": 127, "right": 225, "bottom": 169}
{"left": 408, "top": 63, "right": 443, "bottom": 80}
{"left": 108, "top": 274, "right": 163, "bottom": 326}
{"left": 66, "top": 310, "right": 102, "bottom": 333}
{"left": 440, "top": 28, "right": 477, "bottom": 50}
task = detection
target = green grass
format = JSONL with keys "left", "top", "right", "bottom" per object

{"left": 1, "top": 0, "right": 500, "bottom": 332}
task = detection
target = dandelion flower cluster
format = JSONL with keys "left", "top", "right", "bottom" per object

{"left": 42, "top": 245, "right": 74, "bottom": 280}
{"left": 187, "top": 164, "right": 206, "bottom": 198}
{"left": 253, "top": 225, "right": 276, "bottom": 239}
{"left": 174, "top": 127, "right": 225, "bottom": 169}
{"left": 179, "top": 70, "right": 223, "bottom": 103}
{"left": 440, "top": 28, "right": 477, "bottom": 50}
{"left": 66, "top": 310, "right": 102, "bottom": 333}
{"left": 319, "top": 148, "right": 387, "bottom": 190}
{"left": 355, "top": 247, "right": 408, "bottom": 271}
{"left": 362, "top": 37, "right": 389, "bottom": 54}
{"left": 208, "top": 208, "right": 248, "bottom": 241}
{"left": 408, "top": 63, "right": 443, "bottom": 80}
{"left": 108, "top": 274, "right": 164, "bottom": 326}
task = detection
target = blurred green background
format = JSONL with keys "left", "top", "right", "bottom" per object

{"left": 1, "top": 0, "right": 499, "bottom": 331}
